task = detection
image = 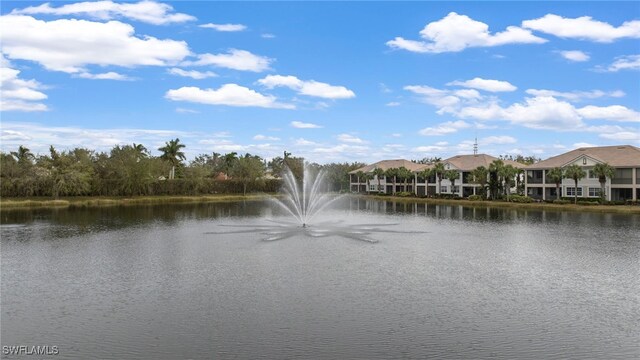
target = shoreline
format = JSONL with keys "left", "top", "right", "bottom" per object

{"left": 1, "top": 193, "right": 639, "bottom": 214}
{"left": 0, "top": 194, "right": 277, "bottom": 210}
{"left": 354, "top": 194, "right": 640, "bottom": 214}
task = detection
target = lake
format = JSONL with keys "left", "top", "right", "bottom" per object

{"left": 1, "top": 198, "right": 639, "bottom": 359}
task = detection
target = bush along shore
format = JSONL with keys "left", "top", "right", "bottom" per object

{"left": 0, "top": 194, "right": 280, "bottom": 210}
{"left": 357, "top": 193, "right": 640, "bottom": 213}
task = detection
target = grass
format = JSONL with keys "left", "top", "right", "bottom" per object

{"left": 358, "top": 194, "right": 640, "bottom": 214}
{"left": 0, "top": 194, "right": 278, "bottom": 210}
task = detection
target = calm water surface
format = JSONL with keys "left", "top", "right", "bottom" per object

{"left": 1, "top": 199, "right": 639, "bottom": 359}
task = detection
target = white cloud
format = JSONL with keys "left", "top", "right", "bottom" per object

{"left": 291, "top": 121, "right": 322, "bottom": 129}
{"left": 522, "top": 14, "right": 640, "bottom": 43}
{"left": 577, "top": 105, "right": 640, "bottom": 122}
{"left": 175, "top": 107, "right": 199, "bottom": 114}
{"left": 337, "top": 134, "right": 366, "bottom": 144}
{"left": 76, "top": 71, "right": 132, "bottom": 80}
{"left": 386, "top": 12, "right": 546, "bottom": 53}
{"left": 573, "top": 142, "right": 598, "bottom": 148}
{"left": 404, "top": 85, "right": 461, "bottom": 113}
{"left": 0, "top": 121, "right": 198, "bottom": 156}
{"left": 390, "top": 133, "right": 402, "bottom": 138}
{"left": 258, "top": 75, "right": 355, "bottom": 99}
{"left": 525, "top": 89, "right": 625, "bottom": 102}
{"left": 459, "top": 96, "right": 584, "bottom": 130}
{"left": 168, "top": 68, "right": 217, "bottom": 79}
{"left": 261, "top": 33, "right": 276, "bottom": 39}
{"left": 1, "top": 56, "right": 48, "bottom": 112}
{"left": 1, "top": 15, "right": 190, "bottom": 73}
{"left": 411, "top": 145, "right": 447, "bottom": 153}
{"left": 11, "top": 0, "right": 196, "bottom": 25}
{"left": 386, "top": 102, "right": 401, "bottom": 107}
{"left": 294, "top": 138, "right": 317, "bottom": 146}
{"left": 559, "top": 50, "right": 590, "bottom": 62}
{"left": 253, "top": 134, "right": 280, "bottom": 141}
{"left": 184, "top": 49, "right": 272, "bottom": 72}
{"left": 453, "top": 89, "right": 482, "bottom": 99}
{"left": 598, "top": 55, "right": 640, "bottom": 72}
{"left": 199, "top": 23, "right": 246, "bottom": 32}
{"left": 165, "top": 84, "right": 295, "bottom": 109}
{"left": 599, "top": 131, "right": 640, "bottom": 142}
{"left": 312, "top": 144, "right": 369, "bottom": 155}
{"left": 419, "top": 120, "right": 471, "bottom": 136}
{"left": 480, "top": 135, "right": 517, "bottom": 145}
{"left": 447, "top": 77, "right": 517, "bottom": 92}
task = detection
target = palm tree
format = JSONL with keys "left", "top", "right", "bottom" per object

{"left": 132, "top": 143, "right": 148, "bottom": 160}
{"left": 11, "top": 145, "right": 35, "bottom": 165}
{"left": 418, "top": 168, "right": 433, "bottom": 196}
{"left": 397, "top": 166, "right": 413, "bottom": 193}
{"left": 591, "top": 163, "right": 615, "bottom": 201}
{"left": 470, "top": 166, "right": 488, "bottom": 198}
{"left": 384, "top": 168, "right": 399, "bottom": 195}
{"left": 158, "top": 138, "right": 186, "bottom": 180}
{"left": 355, "top": 170, "right": 365, "bottom": 193}
{"left": 489, "top": 159, "right": 505, "bottom": 199}
{"left": 546, "top": 167, "right": 564, "bottom": 200}
{"left": 564, "top": 164, "right": 586, "bottom": 204}
{"left": 363, "top": 173, "right": 374, "bottom": 194}
{"left": 432, "top": 162, "right": 446, "bottom": 195}
{"left": 499, "top": 164, "right": 518, "bottom": 201}
{"left": 445, "top": 170, "right": 459, "bottom": 196}
{"left": 372, "top": 167, "right": 384, "bottom": 193}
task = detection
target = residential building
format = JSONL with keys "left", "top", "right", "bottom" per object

{"left": 349, "top": 154, "right": 522, "bottom": 197}
{"left": 524, "top": 145, "right": 640, "bottom": 201}
{"left": 414, "top": 154, "right": 522, "bottom": 197}
{"left": 348, "top": 159, "right": 427, "bottom": 193}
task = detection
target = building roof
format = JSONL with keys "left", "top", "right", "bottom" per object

{"left": 526, "top": 145, "right": 640, "bottom": 169}
{"left": 350, "top": 154, "right": 524, "bottom": 174}
{"left": 349, "top": 159, "right": 428, "bottom": 174}
{"left": 443, "top": 154, "right": 523, "bottom": 171}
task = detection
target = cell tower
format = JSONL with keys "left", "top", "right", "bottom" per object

{"left": 473, "top": 136, "right": 478, "bottom": 155}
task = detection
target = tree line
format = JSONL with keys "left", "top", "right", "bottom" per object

{"left": 0, "top": 140, "right": 365, "bottom": 198}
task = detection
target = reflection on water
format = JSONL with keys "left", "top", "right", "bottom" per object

{"left": 347, "top": 196, "right": 640, "bottom": 228}
{"left": 1, "top": 198, "right": 639, "bottom": 359}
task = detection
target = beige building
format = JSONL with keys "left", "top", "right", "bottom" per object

{"left": 349, "top": 159, "right": 427, "bottom": 193}
{"left": 524, "top": 145, "right": 640, "bottom": 201}
{"left": 349, "top": 154, "right": 521, "bottom": 197}
{"left": 415, "top": 154, "right": 522, "bottom": 197}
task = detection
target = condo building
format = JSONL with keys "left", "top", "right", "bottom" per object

{"left": 524, "top": 145, "right": 640, "bottom": 201}
{"left": 349, "top": 154, "right": 521, "bottom": 197}
{"left": 349, "top": 145, "right": 639, "bottom": 201}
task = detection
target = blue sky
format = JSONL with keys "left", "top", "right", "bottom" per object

{"left": 1, "top": 1, "right": 639, "bottom": 163}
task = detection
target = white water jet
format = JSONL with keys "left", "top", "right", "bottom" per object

{"left": 208, "top": 164, "right": 428, "bottom": 243}
{"left": 269, "top": 165, "right": 343, "bottom": 227}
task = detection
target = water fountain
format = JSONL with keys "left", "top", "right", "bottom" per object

{"left": 209, "top": 164, "right": 424, "bottom": 243}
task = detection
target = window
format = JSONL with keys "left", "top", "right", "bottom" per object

{"left": 588, "top": 187, "right": 601, "bottom": 197}
{"left": 588, "top": 170, "right": 597, "bottom": 179}
{"left": 566, "top": 187, "right": 583, "bottom": 196}
{"left": 440, "top": 186, "right": 448, "bottom": 193}
{"left": 370, "top": 184, "right": 377, "bottom": 191}
{"left": 582, "top": 157, "right": 587, "bottom": 165}
{"left": 452, "top": 186, "right": 459, "bottom": 193}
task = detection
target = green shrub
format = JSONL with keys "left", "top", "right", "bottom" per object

{"left": 396, "top": 191, "right": 413, "bottom": 197}
{"left": 577, "top": 200, "right": 599, "bottom": 206}
{"left": 468, "top": 195, "right": 483, "bottom": 201}
{"left": 508, "top": 195, "right": 533, "bottom": 203}
{"left": 553, "top": 199, "right": 570, "bottom": 205}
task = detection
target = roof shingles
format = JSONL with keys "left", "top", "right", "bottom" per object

{"left": 526, "top": 145, "right": 640, "bottom": 169}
